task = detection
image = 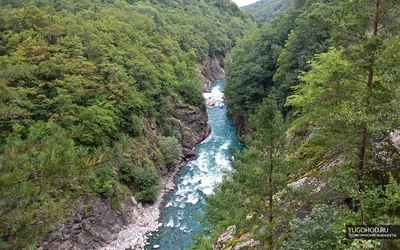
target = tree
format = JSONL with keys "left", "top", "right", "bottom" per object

{"left": 225, "top": 13, "right": 292, "bottom": 126}
{"left": 273, "top": 1, "right": 334, "bottom": 111}
{"left": 249, "top": 94, "right": 288, "bottom": 245}
{"left": 250, "top": 95, "right": 285, "bottom": 222}
{"left": 283, "top": 205, "right": 339, "bottom": 250}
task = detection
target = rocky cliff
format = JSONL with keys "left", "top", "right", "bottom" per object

{"left": 172, "top": 105, "right": 211, "bottom": 159}
{"left": 39, "top": 56, "right": 223, "bottom": 249}
{"left": 198, "top": 55, "right": 226, "bottom": 92}
{"left": 39, "top": 105, "right": 210, "bottom": 249}
{"left": 212, "top": 226, "right": 260, "bottom": 250}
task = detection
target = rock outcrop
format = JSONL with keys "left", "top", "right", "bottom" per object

{"left": 172, "top": 105, "right": 211, "bottom": 159}
{"left": 39, "top": 110, "right": 209, "bottom": 249}
{"left": 198, "top": 55, "right": 226, "bottom": 92}
{"left": 40, "top": 158, "right": 185, "bottom": 250}
{"left": 213, "top": 226, "right": 260, "bottom": 250}
{"left": 39, "top": 197, "right": 137, "bottom": 250}
{"left": 391, "top": 130, "right": 400, "bottom": 152}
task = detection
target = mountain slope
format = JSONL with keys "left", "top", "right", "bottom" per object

{"left": 191, "top": 0, "right": 400, "bottom": 248}
{"left": 241, "top": 0, "right": 291, "bottom": 22}
{"left": 0, "top": 0, "right": 254, "bottom": 248}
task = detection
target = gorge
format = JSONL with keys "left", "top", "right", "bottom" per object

{"left": 145, "top": 80, "right": 241, "bottom": 249}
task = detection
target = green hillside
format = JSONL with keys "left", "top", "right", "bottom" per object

{"left": 192, "top": 0, "right": 400, "bottom": 248}
{"left": 0, "top": 0, "right": 254, "bottom": 248}
{"left": 241, "top": 0, "right": 291, "bottom": 22}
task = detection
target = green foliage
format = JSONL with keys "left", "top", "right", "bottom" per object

{"left": 157, "top": 136, "right": 182, "bottom": 165}
{"left": 225, "top": 13, "right": 293, "bottom": 123}
{"left": 119, "top": 163, "right": 158, "bottom": 203}
{"left": 241, "top": 0, "right": 291, "bottom": 23}
{"left": 90, "top": 165, "right": 116, "bottom": 198}
{"left": 226, "top": 0, "right": 337, "bottom": 125}
{"left": 362, "top": 173, "right": 400, "bottom": 225}
{"left": 175, "top": 79, "right": 205, "bottom": 108}
{"left": 124, "top": 114, "right": 143, "bottom": 136}
{"left": 188, "top": 236, "right": 213, "bottom": 250}
{"left": 137, "top": 186, "right": 158, "bottom": 203}
{"left": 283, "top": 205, "right": 339, "bottom": 250}
{"left": 0, "top": 1, "right": 253, "bottom": 247}
{"left": 197, "top": 96, "right": 296, "bottom": 248}
{"left": 74, "top": 104, "right": 120, "bottom": 146}
{"left": 273, "top": 1, "right": 334, "bottom": 110}
{"left": 0, "top": 0, "right": 254, "bottom": 146}
{"left": 0, "top": 122, "right": 118, "bottom": 248}
{"left": 249, "top": 94, "right": 285, "bottom": 150}
{"left": 207, "top": 0, "right": 400, "bottom": 249}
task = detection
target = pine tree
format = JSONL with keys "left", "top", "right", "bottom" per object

{"left": 249, "top": 94, "right": 287, "bottom": 245}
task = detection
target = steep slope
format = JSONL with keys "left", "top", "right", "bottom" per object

{"left": 241, "top": 0, "right": 290, "bottom": 22}
{"left": 0, "top": 0, "right": 254, "bottom": 248}
{"left": 192, "top": 0, "right": 400, "bottom": 249}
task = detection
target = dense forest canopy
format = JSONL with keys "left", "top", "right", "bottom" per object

{"left": 192, "top": 0, "right": 400, "bottom": 249}
{"left": 0, "top": 0, "right": 255, "bottom": 248}
{"left": 241, "top": 0, "right": 291, "bottom": 22}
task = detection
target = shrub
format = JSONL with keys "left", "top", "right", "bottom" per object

{"left": 137, "top": 186, "right": 158, "bottom": 203}
{"left": 90, "top": 165, "right": 116, "bottom": 198}
{"left": 74, "top": 105, "right": 119, "bottom": 146}
{"left": 125, "top": 114, "right": 143, "bottom": 136}
{"left": 157, "top": 136, "right": 182, "bottom": 165}
{"left": 175, "top": 79, "right": 205, "bottom": 108}
{"left": 119, "top": 163, "right": 159, "bottom": 203}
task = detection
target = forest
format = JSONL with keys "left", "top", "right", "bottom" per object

{"left": 0, "top": 0, "right": 254, "bottom": 248}
{"left": 1, "top": 0, "right": 400, "bottom": 249}
{"left": 191, "top": 0, "right": 400, "bottom": 249}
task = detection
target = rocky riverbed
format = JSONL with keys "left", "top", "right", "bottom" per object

{"left": 102, "top": 160, "right": 184, "bottom": 250}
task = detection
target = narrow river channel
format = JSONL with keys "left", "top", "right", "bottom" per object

{"left": 145, "top": 80, "right": 242, "bottom": 249}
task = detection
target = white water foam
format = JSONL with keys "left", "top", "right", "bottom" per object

{"left": 166, "top": 218, "right": 174, "bottom": 227}
{"left": 199, "top": 177, "right": 219, "bottom": 195}
{"left": 186, "top": 192, "right": 200, "bottom": 204}
{"left": 220, "top": 141, "right": 230, "bottom": 150}
{"left": 195, "top": 151, "right": 209, "bottom": 172}
{"left": 200, "top": 133, "right": 212, "bottom": 144}
{"left": 165, "top": 201, "right": 174, "bottom": 208}
{"left": 215, "top": 151, "right": 230, "bottom": 168}
{"left": 204, "top": 86, "right": 225, "bottom": 108}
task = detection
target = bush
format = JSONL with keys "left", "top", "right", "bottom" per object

{"left": 137, "top": 186, "right": 158, "bottom": 203}
{"left": 74, "top": 105, "right": 119, "bottom": 146}
{"left": 175, "top": 79, "right": 205, "bottom": 108}
{"left": 119, "top": 163, "right": 159, "bottom": 203}
{"left": 90, "top": 165, "right": 116, "bottom": 198}
{"left": 157, "top": 136, "right": 182, "bottom": 165}
{"left": 125, "top": 114, "right": 143, "bottom": 136}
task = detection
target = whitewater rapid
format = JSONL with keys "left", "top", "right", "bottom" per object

{"left": 145, "top": 80, "right": 241, "bottom": 249}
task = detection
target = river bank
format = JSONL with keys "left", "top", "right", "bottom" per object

{"left": 101, "top": 159, "right": 187, "bottom": 250}
{"left": 145, "top": 80, "right": 242, "bottom": 249}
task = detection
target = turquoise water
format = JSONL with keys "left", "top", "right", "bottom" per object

{"left": 145, "top": 80, "right": 241, "bottom": 249}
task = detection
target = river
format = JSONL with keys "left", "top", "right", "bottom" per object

{"left": 145, "top": 80, "right": 241, "bottom": 249}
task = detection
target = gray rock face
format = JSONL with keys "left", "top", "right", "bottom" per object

{"left": 212, "top": 225, "right": 260, "bottom": 250}
{"left": 391, "top": 130, "right": 400, "bottom": 151}
{"left": 40, "top": 197, "right": 136, "bottom": 250}
{"left": 213, "top": 226, "right": 236, "bottom": 250}
{"left": 172, "top": 105, "right": 211, "bottom": 160}
{"left": 198, "top": 55, "right": 226, "bottom": 92}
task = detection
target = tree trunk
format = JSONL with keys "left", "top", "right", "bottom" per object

{"left": 356, "top": 0, "right": 380, "bottom": 225}
{"left": 268, "top": 150, "right": 273, "bottom": 224}
{"left": 268, "top": 148, "right": 274, "bottom": 246}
